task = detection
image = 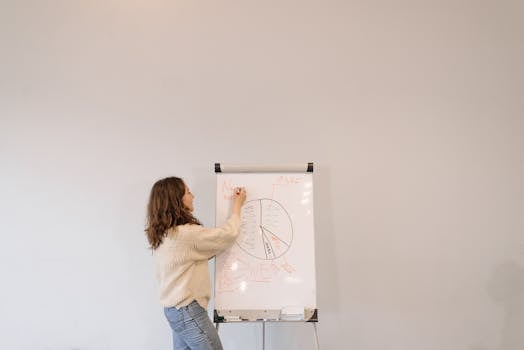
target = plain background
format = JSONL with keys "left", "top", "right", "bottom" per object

{"left": 1, "top": 1, "right": 523, "bottom": 349}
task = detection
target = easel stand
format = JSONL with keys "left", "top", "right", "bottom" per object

{"left": 216, "top": 321, "right": 320, "bottom": 350}
{"left": 213, "top": 162, "right": 318, "bottom": 349}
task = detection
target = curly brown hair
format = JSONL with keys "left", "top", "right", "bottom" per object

{"left": 145, "top": 177, "right": 201, "bottom": 250}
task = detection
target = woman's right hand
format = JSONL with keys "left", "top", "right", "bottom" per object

{"left": 233, "top": 187, "right": 247, "bottom": 214}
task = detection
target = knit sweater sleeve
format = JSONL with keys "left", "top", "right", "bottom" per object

{"left": 190, "top": 213, "right": 241, "bottom": 257}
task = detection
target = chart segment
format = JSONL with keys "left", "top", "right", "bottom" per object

{"left": 237, "top": 199, "right": 293, "bottom": 260}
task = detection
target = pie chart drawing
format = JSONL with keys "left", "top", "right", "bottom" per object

{"left": 237, "top": 198, "right": 293, "bottom": 260}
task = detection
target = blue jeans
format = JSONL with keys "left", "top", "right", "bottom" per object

{"left": 164, "top": 301, "right": 223, "bottom": 350}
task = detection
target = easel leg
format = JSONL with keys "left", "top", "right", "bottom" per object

{"left": 313, "top": 323, "right": 320, "bottom": 350}
{"left": 262, "top": 321, "right": 266, "bottom": 350}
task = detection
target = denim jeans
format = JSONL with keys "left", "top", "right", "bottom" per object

{"left": 164, "top": 300, "right": 223, "bottom": 350}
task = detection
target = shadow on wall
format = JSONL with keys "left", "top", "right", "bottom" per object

{"left": 469, "top": 261, "right": 524, "bottom": 350}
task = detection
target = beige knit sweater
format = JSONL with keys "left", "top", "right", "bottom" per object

{"left": 153, "top": 213, "right": 240, "bottom": 309}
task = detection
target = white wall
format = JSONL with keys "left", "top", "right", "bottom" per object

{"left": 1, "top": 1, "right": 523, "bottom": 349}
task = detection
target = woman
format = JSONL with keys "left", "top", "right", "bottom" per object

{"left": 145, "top": 176, "right": 246, "bottom": 350}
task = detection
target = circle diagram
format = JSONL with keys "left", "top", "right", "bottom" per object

{"left": 237, "top": 199, "right": 293, "bottom": 260}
